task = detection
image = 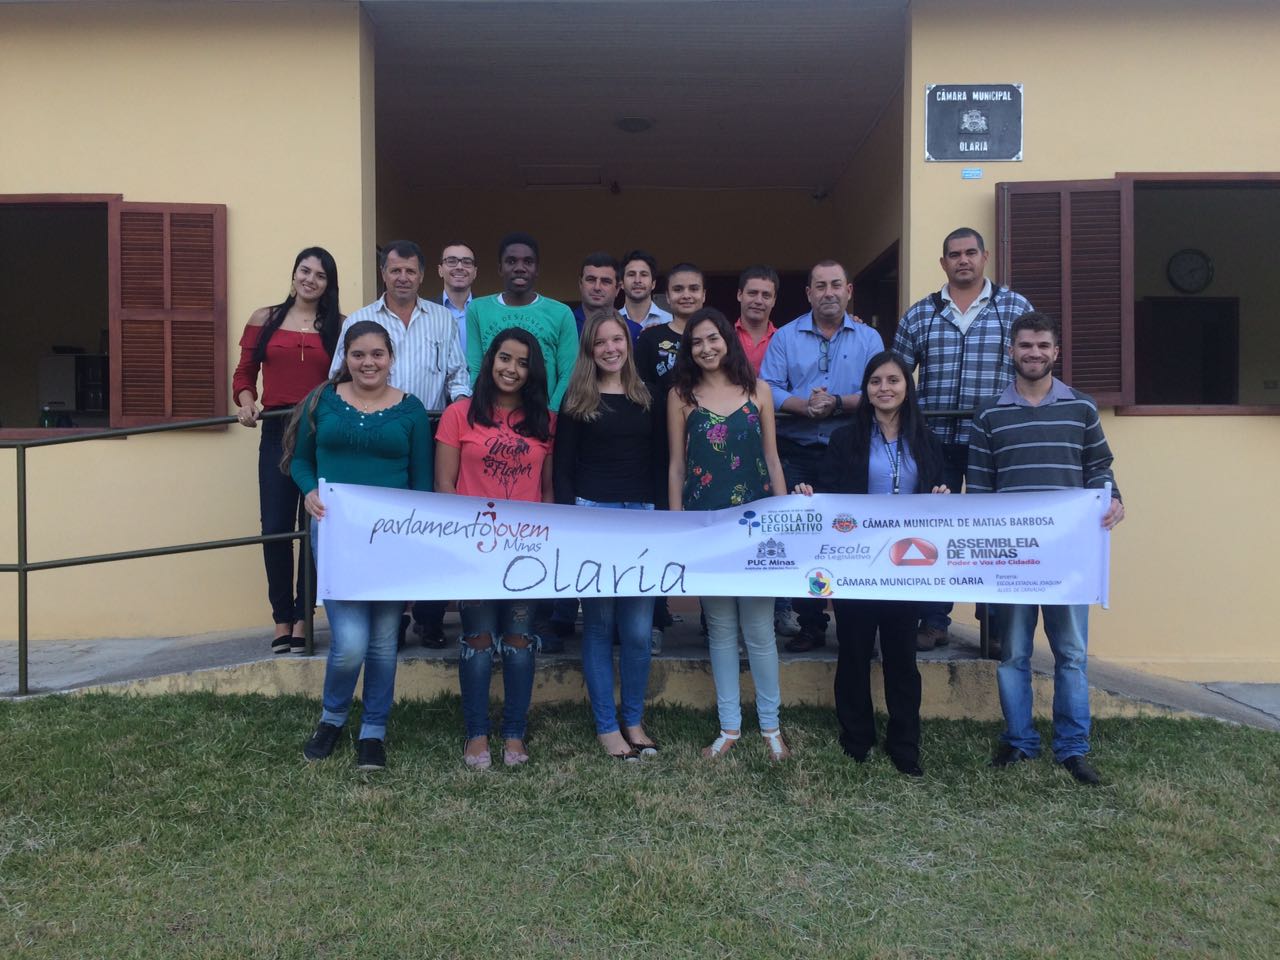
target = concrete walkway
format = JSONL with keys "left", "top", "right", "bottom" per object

{"left": 4, "top": 610, "right": 1279, "bottom": 731}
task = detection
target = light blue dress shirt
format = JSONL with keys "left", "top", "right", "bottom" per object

{"left": 760, "top": 312, "right": 885, "bottom": 446}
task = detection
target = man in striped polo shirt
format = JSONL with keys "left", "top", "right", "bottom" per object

{"left": 330, "top": 240, "right": 472, "bottom": 649}
{"left": 968, "top": 312, "right": 1125, "bottom": 786}
{"left": 330, "top": 240, "right": 471, "bottom": 413}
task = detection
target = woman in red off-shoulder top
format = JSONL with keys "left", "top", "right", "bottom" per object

{"left": 232, "top": 247, "right": 343, "bottom": 653}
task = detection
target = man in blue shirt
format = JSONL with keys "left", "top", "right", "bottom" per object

{"left": 761, "top": 259, "right": 885, "bottom": 651}
{"left": 437, "top": 241, "right": 477, "bottom": 356}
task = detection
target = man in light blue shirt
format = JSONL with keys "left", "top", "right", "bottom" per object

{"left": 760, "top": 259, "right": 884, "bottom": 651}
{"left": 437, "top": 241, "right": 477, "bottom": 354}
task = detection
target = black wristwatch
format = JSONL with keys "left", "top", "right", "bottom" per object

{"left": 833, "top": 393, "right": 845, "bottom": 415}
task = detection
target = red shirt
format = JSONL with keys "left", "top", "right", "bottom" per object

{"left": 436, "top": 398, "right": 555, "bottom": 502}
{"left": 232, "top": 325, "right": 332, "bottom": 408}
{"left": 735, "top": 317, "right": 776, "bottom": 374}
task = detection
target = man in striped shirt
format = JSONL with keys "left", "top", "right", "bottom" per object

{"left": 329, "top": 240, "right": 471, "bottom": 413}
{"left": 968, "top": 312, "right": 1125, "bottom": 786}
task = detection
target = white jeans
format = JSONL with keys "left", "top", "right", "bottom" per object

{"left": 701, "top": 595, "right": 782, "bottom": 731}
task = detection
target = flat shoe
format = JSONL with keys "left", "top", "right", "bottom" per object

{"left": 503, "top": 748, "right": 529, "bottom": 767}
{"left": 623, "top": 732, "right": 660, "bottom": 756}
{"left": 463, "top": 750, "right": 492, "bottom": 771}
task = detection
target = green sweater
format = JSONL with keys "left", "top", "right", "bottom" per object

{"left": 465, "top": 294, "right": 579, "bottom": 410}
{"left": 289, "top": 385, "right": 434, "bottom": 495}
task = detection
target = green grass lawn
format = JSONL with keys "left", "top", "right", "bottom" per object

{"left": 2, "top": 693, "right": 1277, "bottom": 959}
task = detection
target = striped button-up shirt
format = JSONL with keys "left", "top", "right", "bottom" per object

{"left": 892, "top": 284, "right": 1033, "bottom": 447}
{"left": 329, "top": 296, "right": 471, "bottom": 411}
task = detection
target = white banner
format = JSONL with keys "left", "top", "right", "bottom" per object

{"left": 316, "top": 482, "right": 1110, "bottom": 606}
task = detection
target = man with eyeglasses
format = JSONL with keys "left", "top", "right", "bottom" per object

{"left": 761, "top": 259, "right": 884, "bottom": 652}
{"left": 438, "top": 242, "right": 478, "bottom": 354}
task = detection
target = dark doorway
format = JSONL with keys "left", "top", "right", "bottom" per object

{"left": 1135, "top": 297, "right": 1239, "bottom": 404}
{"left": 703, "top": 270, "right": 811, "bottom": 329}
{"left": 853, "top": 241, "right": 899, "bottom": 349}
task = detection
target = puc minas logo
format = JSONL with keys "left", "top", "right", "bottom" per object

{"left": 889, "top": 538, "right": 938, "bottom": 566}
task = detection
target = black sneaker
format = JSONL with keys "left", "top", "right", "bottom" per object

{"left": 271, "top": 636, "right": 291, "bottom": 655}
{"left": 784, "top": 627, "right": 826, "bottom": 653}
{"left": 303, "top": 722, "right": 342, "bottom": 761}
{"left": 413, "top": 621, "right": 448, "bottom": 649}
{"left": 892, "top": 757, "right": 925, "bottom": 778}
{"left": 1061, "top": 755, "right": 1101, "bottom": 786}
{"left": 989, "top": 744, "right": 1032, "bottom": 767}
{"left": 356, "top": 738, "right": 387, "bottom": 771}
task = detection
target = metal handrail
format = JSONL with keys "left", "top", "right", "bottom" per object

{"left": 3, "top": 404, "right": 992, "bottom": 696}
{"left": 2, "top": 409, "right": 313, "bottom": 695}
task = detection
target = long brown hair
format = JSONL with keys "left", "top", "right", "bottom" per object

{"left": 279, "top": 320, "right": 393, "bottom": 473}
{"left": 561, "top": 311, "right": 650, "bottom": 421}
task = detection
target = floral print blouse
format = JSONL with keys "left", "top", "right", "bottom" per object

{"left": 682, "top": 400, "right": 771, "bottom": 511}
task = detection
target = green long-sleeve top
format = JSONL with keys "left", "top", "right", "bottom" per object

{"left": 290, "top": 385, "right": 434, "bottom": 495}
{"left": 465, "top": 294, "right": 578, "bottom": 410}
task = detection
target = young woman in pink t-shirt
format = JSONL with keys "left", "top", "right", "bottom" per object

{"left": 435, "top": 327, "right": 555, "bottom": 769}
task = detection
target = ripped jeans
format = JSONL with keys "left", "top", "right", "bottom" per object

{"left": 458, "top": 598, "right": 537, "bottom": 740}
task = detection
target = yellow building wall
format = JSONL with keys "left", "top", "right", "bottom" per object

{"left": 906, "top": 0, "right": 1280, "bottom": 680}
{"left": 0, "top": 1, "right": 374, "bottom": 640}
{"left": 375, "top": 185, "right": 836, "bottom": 303}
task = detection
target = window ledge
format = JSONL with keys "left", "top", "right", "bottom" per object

{"left": 1115, "top": 404, "right": 1280, "bottom": 417}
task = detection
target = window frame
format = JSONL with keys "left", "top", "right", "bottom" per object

{"left": 0, "top": 192, "right": 228, "bottom": 439}
{"left": 996, "top": 173, "right": 1280, "bottom": 417}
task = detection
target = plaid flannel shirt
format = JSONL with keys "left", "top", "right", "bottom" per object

{"left": 892, "top": 285, "right": 1033, "bottom": 446}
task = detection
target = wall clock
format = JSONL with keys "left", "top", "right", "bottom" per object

{"left": 1166, "top": 248, "right": 1213, "bottom": 294}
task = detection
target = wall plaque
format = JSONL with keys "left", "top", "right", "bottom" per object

{"left": 925, "top": 84, "right": 1022, "bottom": 161}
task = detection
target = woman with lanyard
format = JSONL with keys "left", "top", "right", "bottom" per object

{"left": 555, "top": 311, "right": 661, "bottom": 761}
{"left": 668, "top": 308, "right": 791, "bottom": 761}
{"left": 435, "top": 327, "right": 555, "bottom": 769}
{"left": 793, "top": 350, "right": 949, "bottom": 777}
{"left": 285, "top": 320, "right": 434, "bottom": 771}
{"left": 234, "top": 247, "right": 342, "bottom": 654}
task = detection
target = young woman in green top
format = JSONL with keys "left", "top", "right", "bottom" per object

{"left": 667, "top": 308, "right": 790, "bottom": 761}
{"left": 284, "top": 320, "right": 433, "bottom": 772}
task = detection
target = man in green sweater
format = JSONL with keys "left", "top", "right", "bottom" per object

{"left": 465, "top": 232, "right": 579, "bottom": 410}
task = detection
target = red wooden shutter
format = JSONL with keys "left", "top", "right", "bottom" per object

{"left": 996, "top": 179, "right": 1134, "bottom": 406}
{"left": 108, "top": 201, "right": 227, "bottom": 426}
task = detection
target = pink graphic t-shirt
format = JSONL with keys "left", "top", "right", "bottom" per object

{"left": 435, "top": 398, "right": 555, "bottom": 503}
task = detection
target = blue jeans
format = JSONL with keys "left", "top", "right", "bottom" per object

{"left": 259, "top": 413, "right": 312, "bottom": 624}
{"left": 319, "top": 598, "right": 403, "bottom": 741}
{"left": 576, "top": 500, "right": 655, "bottom": 734}
{"left": 998, "top": 604, "right": 1091, "bottom": 762}
{"left": 702, "top": 595, "right": 782, "bottom": 731}
{"left": 777, "top": 439, "right": 831, "bottom": 635}
{"left": 458, "top": 599, "right": 536, "bottom": 739}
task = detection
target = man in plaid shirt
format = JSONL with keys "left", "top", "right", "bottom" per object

{"left": 892, "top": 228, "right": 1034, "bottom": 650}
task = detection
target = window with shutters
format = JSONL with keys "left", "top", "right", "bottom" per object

{"left": 997, "top": 175, "right": 1280, "bottom": 415}
{"left": 0, "top": 194, "right": 227, "bottom": 435}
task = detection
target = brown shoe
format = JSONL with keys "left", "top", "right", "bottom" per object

{"left": 916, "top": 626, "right": 947, "bottom": 651}
{"left": 784, "top": 628, "right": 826, "bottom": 652}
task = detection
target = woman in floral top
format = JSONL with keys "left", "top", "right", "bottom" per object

{"left": 667, "top": 308, "right": 790, "bottom": 761}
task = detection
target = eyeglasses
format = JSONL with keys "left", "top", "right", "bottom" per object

{"left": 818, "top": 337, "right": 830, "bottom": 372}
{"left": 441, "top": 257, "right": 476, "bottom": 268}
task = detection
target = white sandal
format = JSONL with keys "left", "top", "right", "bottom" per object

{"left": 761, "top": 728, "right": 791, "bottom": 762}
{"left": 702, "top": 730, "right": 741, "bottom": 758}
